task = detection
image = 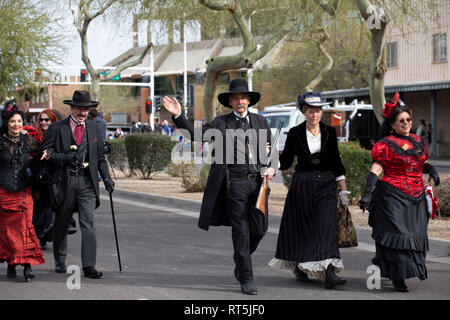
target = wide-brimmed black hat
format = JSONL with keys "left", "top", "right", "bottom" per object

{"left": 63, "top": 90, "right": 99, "bottom": 108}
{"left": 297, "top": 92, "right": 331, "bottom": 110}
{"left": 218, "top": 78, "right": 260, "bottom": 108}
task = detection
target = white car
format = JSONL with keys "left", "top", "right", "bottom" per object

{"left": 260, "top": 104, "right": 305, "bottom": 153}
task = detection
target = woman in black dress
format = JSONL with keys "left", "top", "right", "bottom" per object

{"left": 269, "top": 92, "right": 350, "bottom": 289}
{"left": 359, "top": 93, "right": 440, "bottom": 292}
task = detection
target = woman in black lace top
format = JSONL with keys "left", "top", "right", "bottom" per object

{"left": 0, "top": 100, "right": 45, "bottom": 282}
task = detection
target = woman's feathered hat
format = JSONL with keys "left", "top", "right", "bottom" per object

{"left": 382, "top": 92, "right": 406, "bottom": 119}
{"left": 1, "top": 99, "right": 20, "bottom": 121}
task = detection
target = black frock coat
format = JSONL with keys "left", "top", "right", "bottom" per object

{"left": 40, "top": 117, "right": 112, "bottom": 210}
{"left": 172, "top": 112, "right": 273, "bottom": 231}
{"left": 279, "top": 120, "right": 346, "bottom": 176}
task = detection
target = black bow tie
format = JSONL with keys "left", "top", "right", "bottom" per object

{"left": 238, "top": 117, "right": 249, "bottom": 131}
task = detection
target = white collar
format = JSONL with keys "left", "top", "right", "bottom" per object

{"left": 70, "top": 115, "right": 85, "bottom": 126}
{"left": 233, "top": 110, "right": 248, "bottom": 119}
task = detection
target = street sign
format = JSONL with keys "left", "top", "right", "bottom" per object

{"left": 100, "top": 72, "right": 121, "bottom": 81}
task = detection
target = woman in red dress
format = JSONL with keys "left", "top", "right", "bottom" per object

{"left": 359, "top": 93, "right": 440, "bottom": 292}
{"left": 0, "top": 100, "right": 45, "bottom": 281}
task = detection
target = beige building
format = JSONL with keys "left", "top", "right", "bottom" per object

{"left": 324, "top": 1, "right": 450, "bottom": 158}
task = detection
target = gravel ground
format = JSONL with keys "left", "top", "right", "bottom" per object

{"left": 112, "top": 171, "right": 450, "bottom": 241}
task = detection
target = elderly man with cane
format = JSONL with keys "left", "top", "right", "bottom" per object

{"left": 163, "top": 78, "right": 277, "bottom": 295}
{"left": 40, "top": 90, "right": 114, "bottom": 278}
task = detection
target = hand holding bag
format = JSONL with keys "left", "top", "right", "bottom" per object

{"left": 336, "top": 200, "right": 358, "bottom": 248}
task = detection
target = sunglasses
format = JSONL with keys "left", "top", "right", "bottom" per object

{"left": 398, "top": 118, "right": 411, "bottom": 124}
{"left": 39, "top": 118, "right": 50, "bottom": 122}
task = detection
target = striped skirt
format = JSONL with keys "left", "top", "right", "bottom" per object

{"left": 269, "top": 171, "right": 343, "bottom": 278}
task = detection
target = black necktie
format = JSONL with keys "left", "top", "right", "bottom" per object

{"left": 239, "top": 117, "right": 249, "bottom": 131}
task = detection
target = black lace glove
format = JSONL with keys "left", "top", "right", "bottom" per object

{"left": 423, "top": 163, "right": 440, "bottom": 186}
{"left": 359, "top": 172, "right": 378, "bottom": 212}
{"left": 104, "top": 178, "right": 115, "bottom": 194}
{"left": 63, "top": 151, "right": 78, "bottom": 165}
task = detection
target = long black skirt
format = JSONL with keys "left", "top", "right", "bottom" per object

{"left": 368, "top": 181, "right": 429, "bottom": 281}
{"left": 270, "top": 171, "right": 342, "bottom": 277}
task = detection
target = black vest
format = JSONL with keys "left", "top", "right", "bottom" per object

{"left": 227, "top": 116, "right": 258, "bottom": 175}
{"left": 69, "top": 128, "right": 89, "bottom": 172}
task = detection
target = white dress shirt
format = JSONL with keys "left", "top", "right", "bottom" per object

{"left": 306, "top": 128, "right": 345, "bottom": 181}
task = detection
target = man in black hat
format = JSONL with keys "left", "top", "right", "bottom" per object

{"left": 40, "top": 90, "right": 114, "bottom": 278}
{"left": 162, "top": 78, "right": 276, "bottom": 295}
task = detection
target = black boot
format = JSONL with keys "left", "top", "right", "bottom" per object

{"left": 393, "top": 279, "right": 409, "bottom": 292}
{"left": 23, "top": 263, "right": 35, "bottom": 282}
{"left": 324, "top": 265, "right": 346, "bottom": 289}
{"left": 7, "top": 264, "right": 16, "bottom": 278}
{"left": 294, "top": 266, "right": 310, "bottom": 282}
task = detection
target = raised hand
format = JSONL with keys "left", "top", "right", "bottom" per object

{"left": 162, "top": 96, "right": 182, "bottom": 117}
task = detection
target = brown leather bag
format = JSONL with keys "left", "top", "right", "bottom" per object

{"left": 336, "top": 202, "right": 358, "bottom": 248}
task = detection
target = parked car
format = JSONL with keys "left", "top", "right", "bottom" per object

{"left": 260, "top": 103, "right": 305, "bottom": 153}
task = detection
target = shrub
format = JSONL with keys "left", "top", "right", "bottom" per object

{"left": 167, "top": 161, "right": 196, "bottom": 177}
{"left": 338, "top": 141, "right": 372, "bottom": 204}
{"left": 125, "top": 133, "right": 176, "bottom": 179}
{"left": 107, "top": 138, "right": 131, "bottom": 178}
{"left": 434, "top": 175, "right": 450, "bottom": 217}
{"left": 281, "top": 141, "right": 372, "bottom": 204}
{"left": 181, "top": 163, "right": 211, "bottom": 192}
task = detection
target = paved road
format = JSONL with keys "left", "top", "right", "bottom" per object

{"left": 1, "top": 188, "right": 449, "bottom": 301}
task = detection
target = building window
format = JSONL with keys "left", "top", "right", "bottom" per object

{"left": 386, "top": 41, "right": 398, "bottom": 68}
{"left": 433, "top": 33, "right": 447, "bottom": 62}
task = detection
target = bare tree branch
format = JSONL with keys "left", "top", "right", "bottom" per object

{"left": 305, "top": 27, "right": 333, "bottom": 92}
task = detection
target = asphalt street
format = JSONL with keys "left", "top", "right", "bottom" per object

{"left": 1, "top": 188, "right": 449, "bottom": 301}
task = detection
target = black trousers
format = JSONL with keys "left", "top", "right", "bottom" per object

{"left": 226, "top": 178, "right": 264, "bottom": 282}
{"left": 53, "top": 174, "right": 97, "bottom": 268}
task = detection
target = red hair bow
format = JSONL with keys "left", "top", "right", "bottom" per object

{"left": 382, "top": 92, "right": 400, "bottom": 119}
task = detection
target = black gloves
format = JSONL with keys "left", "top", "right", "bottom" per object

{"left": 359, "top": 172, "right": 378, "bottom": 212}
{"left": 63, "top": 151, "right": 78, "bottom": 165}
{"left": 423, "top": 163, "right": 440, "bottom": 186}
{"left": 104, "top": 178, "right": 115, "bottom": 194}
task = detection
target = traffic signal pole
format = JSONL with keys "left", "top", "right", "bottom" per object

{"left": 150, "top": 47, "right": 155, "bottom": 131}
{"left": 183, "top": 33, "right": 188, "bottom": 118}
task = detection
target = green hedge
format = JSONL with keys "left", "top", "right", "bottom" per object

{"left": 281, "top": 141, "right": 372, "bottom": 204}
{"left": 338, "top": 141, "right": 372, "bottom": 204}
{"left": 125, "top": 133, "right": 176, "bottom": 179}
{"left": 107, "top": 138, "right": 130, "bottom": 178}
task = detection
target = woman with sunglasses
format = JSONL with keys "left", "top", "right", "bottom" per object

{"left": 0, "top": 100, "right": 45, "bottom": 282}
{"left": 359, "top": 92, "right": 440, "bottom": 292}
{"left": 29, "top": 109, "right": 60, "bottom": 250}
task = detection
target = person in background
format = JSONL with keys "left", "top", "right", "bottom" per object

{"left": 359, "top": 93, "right": 440, "bottom": 292}
{"left": 415, "top": 119, "right": 426, "bottom": 138}
{"left": 0, "top": 99, "right": 45, "bottom": 282}
{"left": 162, "top": 120, "right": 171, "bottom": 136}
{"left": 29, "top": 109, "right": 61, "bottom": 249}
{"left": 88, "top": 108, "right": 107, "bottom": 143}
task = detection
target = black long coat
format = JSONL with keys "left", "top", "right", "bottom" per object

{"left": 172, "top": 112, "right": 273, "bottom": 231}
{"left": 40, "top": 117, "right": 112, "bottom": 209}
{"left": 280, "top": 121, "right": 346, "bottom": 176}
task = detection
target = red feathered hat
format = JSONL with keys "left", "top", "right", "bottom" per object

{"left": 382, "top": 92, "right": 406, "bottom": 119}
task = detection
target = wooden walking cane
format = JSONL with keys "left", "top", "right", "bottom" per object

{"left": 256, "top": 121, "right": 284, "bottom": 215}
{"left": 109, "top": 191, "right": 122, "bottom": 272}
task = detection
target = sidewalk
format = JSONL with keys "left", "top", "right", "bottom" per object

{"left": 429, "top": 158, "right": 450, "bottom": 167}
